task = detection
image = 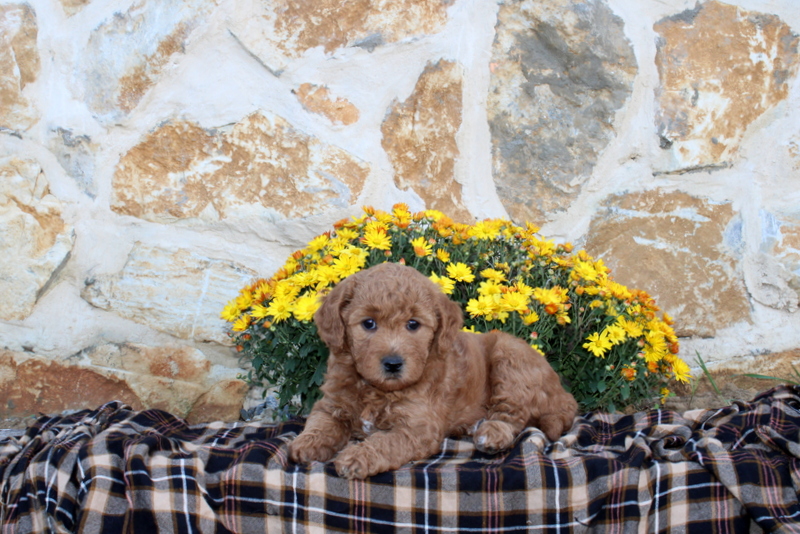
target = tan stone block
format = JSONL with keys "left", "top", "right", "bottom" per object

{"left": 0, "top": 158, "right": 74, "bottom": 321}
{"left": 584, "top": 189, "right": 750, "bottom": 337}
{"left": 81, "top": 0, "right": 212, "bottom": 122}
{"left": 655, "top": 1, "right": 799, "bottom": 169}
{"left": 82, "top": 343, "right": 211, "bottom": 383}
{"left": 382, "top": 59, "right": 471, "bottom": 222}
{"left": 488, "top": 0, "right": 637, "bottom": 224}
{"left": 112, "top": 112, "right": 369, "bottom": 222}
{"left": 0, "top": 351, "right": 144, "bottom": 417}
{"left": 81, "top": 243, "right": 258, "bottom": 344}
{"left": 58, "top": 0, "right": 90, "bottom": 17}
{"left": 294, "top": 83, "right": 360, "bottom": 126}
{"left": 230, "top": 0, "right": 453, "bottom": 71}
{"left": 0, "top": 4, "right": 39, "bottom": 131}
{"left": 186, "top": 378, "right": 249, "bottom": 424}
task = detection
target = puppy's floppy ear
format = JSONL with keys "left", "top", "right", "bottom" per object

{"left": 314, "top": 275, "right": 356, "bottom": 353}
{"left": 434, "top": 291, "right": 464, "bottom": 355}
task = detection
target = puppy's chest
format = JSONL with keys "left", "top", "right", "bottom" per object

{"left": 353, "top": 391, "right": 395, "bottom": 438}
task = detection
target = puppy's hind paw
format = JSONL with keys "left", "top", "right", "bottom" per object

{"left": 473, "top": 420, "right": 516, "bottom": 455}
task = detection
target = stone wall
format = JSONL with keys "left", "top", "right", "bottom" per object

{"left": 0, "top": 0, "right": 798, "bottom": 421}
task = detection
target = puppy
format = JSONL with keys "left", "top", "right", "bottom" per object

{"left": 289, "top": 262, "right": 577, "bottom": 479}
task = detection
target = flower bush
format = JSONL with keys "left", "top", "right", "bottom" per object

{"left": 222, "top": 204, "right": 689, "bottom": 415}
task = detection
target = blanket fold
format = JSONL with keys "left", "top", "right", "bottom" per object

{"left": 3, "top": 386, "right": 800, "bottom": 533}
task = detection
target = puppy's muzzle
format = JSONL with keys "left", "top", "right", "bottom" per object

{"left": 381, "top": 354, "right": 404, "bottom": 376}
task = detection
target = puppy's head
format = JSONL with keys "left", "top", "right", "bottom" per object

{"left": 315, "top": 263, "right": 463, "bottom": 392}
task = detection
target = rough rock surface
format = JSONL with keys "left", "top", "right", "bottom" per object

{"left": 654, "top": 1, "right": 800, "bottom": 170}
{"left": 81, "top": 243, "right": 257, "bottom": 344}
{"left": 79, "top": 0, "right": 213, "bottom": 123}
{"left": 382, "top": 59, "right": 470, "bottom": 221}
{"left": 0, "top": 158, "right": 74, "bottom": 321}
{"left": 228, "top": 0, "right": 456, "bottom": 73}
{"left": 112, "top": 112, "right": 369, "bottom": 223}
{"left": 0, "top": 4, "right": 39, "bottom": 132}
{"left": 488, "top": 0, "right": 637, "bottom": 224}
{"left": 584, "top": 189, "right": 750, "bottom": 337}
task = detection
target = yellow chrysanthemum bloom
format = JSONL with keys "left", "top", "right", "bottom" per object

{"left": 335, "top": 228, "right": 359, "bottom": 242}
{"left": 571, "top": 259, "right": 599, "bottom": 283}
{"left": 466, "top": 295, "right": 498, "bottom": 318}
{"left": 429, "top": 272, "right": 455, "bottom": 294}
{"left": 250, "top": 304, "right": 271, "bottom": 319}
{"left": 583, "top": 331, "right": 612, "bottom": 358}
{"left": 480, "top": 268, "right": 507, "bottom": 282}
{"left": 447, "top": 262, "right": 475, "bottom": 283}
{"left": 361, "top": 226, "right": 392, "bottom": 250}
{"left": 668, "top": 356, "right": 691, "bottom": 383}
{"left": 604, "top": 324, "right": 627, "bottom": 345}
{"left": 522, "top": 311, "right": 540, "bottom": 325}
{"left": 333, "top": 247, "right": 368, "bottom": 278}
{"left": 532, "top": 286, "right": 569, "bottom": 306}
{"left": 435, "top": 249, "right": 450, "bottom": 262}
{"left": 231, "top": 314, "right": 251, "bottom": 332}
{"left": 220, "top": 299, "right": 242, "bottom": 322}
{"left": 307, "top": 234, "right": 330, "bottom": 252}
{"left": 266, "top": 297, "right": 293, "bottom": 323}
{"left": 410, "top": 236, "right": 432, "bottom": 257}
{"left": 292, "top": 294, "right": 321, "bottom": 322}
{"left": 477, "top": 280, "right": 503, "bottom": 298}
{"left": 468, "top": 220, "right": 503, "bottom": 240}
{"left": 500, "top": 292, "right": 529, "bottom": 313}
{"left": 617, "top": 316, "right": 644, "bottom": 338}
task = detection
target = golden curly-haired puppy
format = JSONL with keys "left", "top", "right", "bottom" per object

{"left": 289, "top": 262, "right": 577, "bottom": 479}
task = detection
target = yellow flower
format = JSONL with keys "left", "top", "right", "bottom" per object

{"left": 668, "top": 356, "right": 691, "bottom": 383}
{"left": 250, "top": 304, "right": 271, "bottom": 319}
{"left": 477, "top": 280, "right": 503, "bottom": 297}
{"left": 335, "top": 228, "right": 359, "bottom": 242}
{"left": 583, "top": 331, "right": 612, "bottom": 358}
{"left": 511, "top": 281, "right": 534, "bottom": 297}
{"left": 604, "top": 324, "right": 627, "bottom": 345}
{"left": 332, "top": 247, "right": 368, "bottom": 278}
{"left": 361, "top": 226, "right": 392, "bottom": 250}
{"left": 266, "top": 297, "right": 293, "bottom": 323}
{"left": 660, "top": 387, "right": 672, "bottom": 404}
{"left": 410, "top": 236, "right": 432, "bottom": 257}
{"left": 617, "top": 317, "right": 644, "bottom": 338}
{"left": 462, "top": 325, "right": 477, "bottom": 333}
{"left": 220, "top": 299, "right": 242, "bottom": 322}
{"left": 466, "top": 295, "right": 498, "bottom": 318}
{"left": 468, "top": 220, "right": 503, "bottom": 240}
{"left": 532, "top": 286, "right": 569, "bottom": 306}
{"left": 571, "top": 260, "right": 599, "bottom": 283}
{"left": 480, "top": 268, "right": 507, "bottom": 282}
{"left": 307, "top": 234, "right": 330, "bottom": 252}
{"left": 522, "top": 311, "right": 540, "bottom": 325}
{"left": 232, "top": 314, "right": 251, "bottom": 332}
{"left": 429, "top": 272, "right": 455, "bottom": 294}
{"left": 446, "top": 262, "right": 475, "bottom": 283}
{"left": 500, "top": 292, "right": 529, "bottom": 313}
{"left": 292, "top": 293, "right": 321, "bottom": 322}
{"left": 435, "top": 249, "right": 450, "bottom": 262}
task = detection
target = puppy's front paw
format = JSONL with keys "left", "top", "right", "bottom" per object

{"left": 474, "top": 420, "right": 516, "bottom": 455}
{"left": 334, "top": 443, "right": 381, "bottom": 479}
{"left": 289, "top": 432, "right": 340, "bottom": 464}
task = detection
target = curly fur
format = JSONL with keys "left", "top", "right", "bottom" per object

{"left": 289, "top": 262, "right": 578, "bottom": 479}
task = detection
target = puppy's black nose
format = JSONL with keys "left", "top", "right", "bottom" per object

{"left": 381, "top": 355, "right": 404, "bottom": 375}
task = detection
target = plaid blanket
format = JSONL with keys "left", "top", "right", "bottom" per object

{"left": 3, "top": 387, "right": 800, "bottom": 533}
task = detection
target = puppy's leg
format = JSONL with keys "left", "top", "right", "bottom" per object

{"left": 475, "top": 334, "right": 576, "bottom": 453}
{"left": 289, "top": 395, "right": 356, "bottom": 464}
{"left": 334, "top": 413, "right": 444, "bottom": 479}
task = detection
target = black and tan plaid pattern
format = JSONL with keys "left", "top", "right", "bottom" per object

{"left": 3, "top": 387, "right": 800, "bottom": 532}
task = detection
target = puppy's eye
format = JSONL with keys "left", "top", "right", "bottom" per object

{"left": 362, "top": 318, "right": 377, "bottom": 331}
{"left": 406, "top": 319, "right": 421, "bottom": 331}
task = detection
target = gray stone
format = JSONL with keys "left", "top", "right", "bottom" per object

{"left": 488, "top": 0, "right": 637, "bottom": 224}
